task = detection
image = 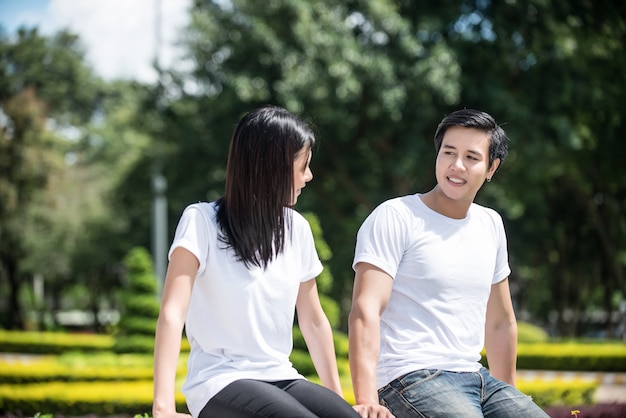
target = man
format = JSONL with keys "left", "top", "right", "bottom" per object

{"left": 348, "top": 109, "right": 548, "bottom": 418}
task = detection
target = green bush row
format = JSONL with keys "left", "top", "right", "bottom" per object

{"left": 3, "top": 330, "right": 625, "bottom": 372}
{"left": 0, "top": 381, "right": 188, "bottom": 416}
{"left": 480, "top": 342, "right": 626, "bottom": 372}
{"left": 0, "top": 330, "right": 114, "bottom": 354}
{"left": 0, "top": 330, "right": 190, "bottom": 354}
{"left": 0, "top": 377, "right": 597, "bottom": 415}
{"left": 0, "top": 352, "right": 186, "bottom": 385}
{"left": 516, "top": 379, "right": 598, "bottom": 409}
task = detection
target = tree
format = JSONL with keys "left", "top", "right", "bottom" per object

{"left": 0, "top": 87, "right": 63, "bottom": 329}
{"left": 447, "top": 0, "right": 626, "bottom": 336}
{"left": 148, "top": 0, "right": 462, "bottom": 326}
{"left": 0, "top": 28, "right": 123, "bottom": 330}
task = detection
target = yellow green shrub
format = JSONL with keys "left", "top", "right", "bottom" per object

{"left": 479, "top": 342, "right": 626, "bottom": 372}
{"left": 0, "top": 330, "right": 113, "bottom": 354}
{"left": 0, "top": 353, "right": 188, "bottom": 384}
{"left": 516, "top": 378, "right": 597, "bottom": 409}
{"left": 516, "top": 342, "right": 626, "bottom": 372}
{"left": 0, "top": 330, "right": 190, "bottom": 354}
{"left": 0, "top": 381, "right": 187, "bottom": 416}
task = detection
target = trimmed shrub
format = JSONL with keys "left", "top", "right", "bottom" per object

{"left": 0, "top": 381, "right": 187, "bottom": 416}
{"left": 480, "top": 342, "right": 626, "bottom": 372}
{"left": 518, "top": 321, "right": 549, "bottom": 343}
{"left": 0, "top": 330, "right": 113, "bottom": 354}
{"left": 517, "top": 378, "right": 597, "bottom": 409}
{"left": 114, "top": 247, "right": 161, "bottom": 353}
{"left": 290, "top": 349, "right": 316, "bottom": 376}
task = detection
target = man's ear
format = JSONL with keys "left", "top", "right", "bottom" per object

{"left": 488, "top": 158, "right": 501, "bottom": 177}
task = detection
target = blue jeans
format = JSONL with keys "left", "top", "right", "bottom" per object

{"left": 378, "top": 368, "right": 549, "bottom": 418}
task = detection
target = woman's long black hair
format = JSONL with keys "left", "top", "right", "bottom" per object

{"left": 215, "top": 105, "right": 316, "bottom": 269}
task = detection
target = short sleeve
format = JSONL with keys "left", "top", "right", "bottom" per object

{"left": 492, "top": 212, "right": 511, "bottom": 284}
{"left": 293, "top": 212, "right": 324, "bottom": 283}
{"left": 352, "top": 202, "right": 408, "bottom": 279}
{"left": 169, "top": 203, "right": 212, "bottom": 275}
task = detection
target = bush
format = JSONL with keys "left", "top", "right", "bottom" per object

{"left": 518, "top": 321, "right": 549, "bottom": 343}
{"left": 480, "top": 342, "right": 626, "bottom": 372}
{"left": 515, "top": 342, "right": 626, "bottom": 372}
{"left": 290, "top": 349, "right": 316, "bottom": 376}
{"left": 114, "top": 247, "right": 161, "bottom": 353}
{"left": 517, "top": 378, "right": 597, "bottom": 409}
{"left": 0, "top": 330, "right": 190, "bottom": 354}
{"left": 0, "top": 330, "right": 113, "bottom": 354}
{"left": 0, "top": 381, "right": 188, "bottom": 416}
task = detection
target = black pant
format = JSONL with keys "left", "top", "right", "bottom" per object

{"left": 199, "top": 378, "right": 361, "bottom": 418}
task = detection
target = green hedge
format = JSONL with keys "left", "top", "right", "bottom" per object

{"left": 480, "top": 342, "right": 626, "bottom": 372}
{"left": 0, "top": 330, "right": 190, "bottom": 354}
{"left": 0, "top": 330, "right": 113, "bottom": 354}
{"left": 0, "top": 382, "right": 188, "bottom": 416}
{"left": 2, "top": 330, "right": 625, "bottom": 372}
{"left": 517, "top": 379, "right": 598, "bottom": 409}
{"left": 0, "top": 362, "right": 153, "bottom": 384}
{"left": 0, "top": 376, "right": 598, "bottom": 415}
{"left": 0, "top": 352, "right": 187, "bottom": 384}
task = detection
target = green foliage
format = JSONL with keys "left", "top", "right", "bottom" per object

{"left": 1, "top": 0, "right": 624, "bottom": 345}
{"left": 518, "top": 321, "right": 550, "bottom": 343}
{"left": 0, "top": 329, "right": 190, "bottom": 354}
{"left": 517, "top": 379, "right": 597, "bottom": 410}
{"left": 0, "top": 359, "right": 153, "bottom": 384}
{"left": 290, "top": 349, "right": 316, "bottom": 377}
{"left": 480, "top": 342, "right": 626, "bottom": 372}
{"left": 515, "top": 342, "right": 626, "bottom": 372}
{"left": 112, "top": 335, "right": 155, "bottom": 355}
{"left": 0, "top": 381, "right": 188, "bottom": 416}
{"left": 0, "top": 330, "right": 113, "bottom": 354}
{"left": 0, "top": 331, "right": 611, "bottom": 414}
{"left": 114, "top": 247, "right": 160, "bottom": 354}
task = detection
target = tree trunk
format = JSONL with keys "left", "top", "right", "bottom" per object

{"left": 1, "top": 254, "right": 23, "bottom": 329}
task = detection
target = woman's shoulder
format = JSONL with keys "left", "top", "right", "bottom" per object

{"left": 181, "top": 201, "right": 218, "bottom": 224}
{"left": 287, "top": 207, "right": 309, "bottom": 226}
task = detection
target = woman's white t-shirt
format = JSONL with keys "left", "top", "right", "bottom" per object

{"left": 352, "top": 194, "right": 511, "bottom": 389}
{"left": 169, "top": 202, "right": 323, "bottom": 417}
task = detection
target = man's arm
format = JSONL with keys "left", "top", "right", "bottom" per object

{"left": 348, "top": 262, "right": 396, "bottom": 418}
{"left": 484, "top": 278, "right": 518, "bottom": 385}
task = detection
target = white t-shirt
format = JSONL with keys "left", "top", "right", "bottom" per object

{"left": 169, "top": 202, "right": 324, "bottom": 417}
{"left": 352, "top": 194, "right": 511, "bottom": 389}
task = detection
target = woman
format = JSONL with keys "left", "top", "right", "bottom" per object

{"left": 152, "top": 106, "right": 360, "bottom": 418}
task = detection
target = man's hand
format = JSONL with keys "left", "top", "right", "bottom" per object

{"left": 353, "top": 403, "right": 396, "bottom": 418}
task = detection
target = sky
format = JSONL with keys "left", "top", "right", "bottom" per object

{"left": 0, "top": 0, "right": 192, "bottom": 84}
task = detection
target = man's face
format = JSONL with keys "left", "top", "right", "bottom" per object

{"left": 435, "top": 126, "right": 500, "bottom": 204}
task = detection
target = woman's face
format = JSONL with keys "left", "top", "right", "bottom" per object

{"left": 291, "top": 147, "right": 313, "bottom": 205}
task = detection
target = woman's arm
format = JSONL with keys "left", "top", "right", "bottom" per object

{"left": 295, "top": 278, "right": 344, "bottom": 397}
{"left": 152, "top": 247, "right": 198, "bottom": 418}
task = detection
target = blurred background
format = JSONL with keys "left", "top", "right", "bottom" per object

{"left": 0, "top": 0, "right": 625, "bottom": 341}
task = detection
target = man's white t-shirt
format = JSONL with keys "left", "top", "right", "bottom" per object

{"left": 352, "top": 194, "right": 511, "bottom": 389}
{"left": 170, "top": 202, "right": 323, "bottom": 417}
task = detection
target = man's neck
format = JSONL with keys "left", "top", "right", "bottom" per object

{"left": 420, "top": 187, "right": 471, "bottom": 219}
